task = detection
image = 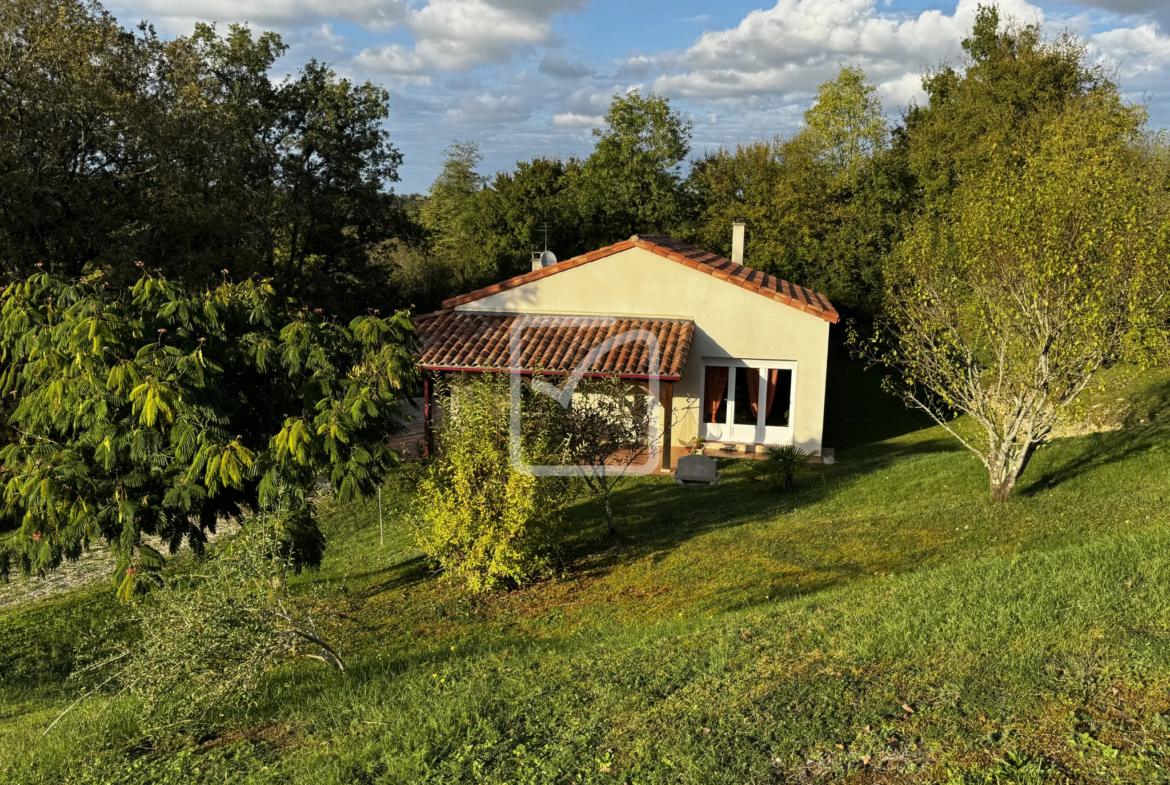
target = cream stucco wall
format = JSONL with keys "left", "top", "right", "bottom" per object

{"left": 457, "top": 247, "right": 832, "bottom": 453}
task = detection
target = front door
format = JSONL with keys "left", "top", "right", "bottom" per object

{"left": 700, "top": 361, "right": 795, "bottom": 445}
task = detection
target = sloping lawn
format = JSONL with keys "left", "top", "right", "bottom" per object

{"left": 2, "top": 358, "right": 1170, "bottom": 783}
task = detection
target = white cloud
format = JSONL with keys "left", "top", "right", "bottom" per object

{"left": 353, "top": 0, "right": 588, "bottom": 74}
{"left": 651, "top": 0, "right": 1045, "bottom": 105}
{"left": 552, "top": 112, "right": 604, "bottom": 127}
{"left": 445, "top": 93, "right": 532, "bottom": 124}
{"left": 1070, "top": 0, "right": 1170, "bottom": 24}
{"left": 355, "top": 43, "right": 431, "bottom": 75}
{"left": 116, "top": 0, "right": 588, "bottom": 75}
{"left": 1090, "top": 23, "right": 1170, "bottom": 112}
{"left": 112, "top": 0, "right": 408, "bottom": 33}
{"left": 1092, "top": 23, "right": 1170, "bottom": 78}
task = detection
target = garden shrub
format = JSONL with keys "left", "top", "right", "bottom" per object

{"left": 414, "top": 374, "right": 575, "bottom": 592}
{"left": 748, "top": 444, "right": 818, "bottom": 491}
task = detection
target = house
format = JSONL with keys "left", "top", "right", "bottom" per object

{"left": 415, "top": 224, "right": 838, "bottom": 471}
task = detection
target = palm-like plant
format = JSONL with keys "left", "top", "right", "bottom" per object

{"left": 748, "top": 445, "right": 818, "bottom": 492}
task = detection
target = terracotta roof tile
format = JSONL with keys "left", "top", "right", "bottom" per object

{"left": 441, "top": 235, "right": 839, "bottom": 323}
{"left": 417, "top": 312, "right": 694, "bottom": 379}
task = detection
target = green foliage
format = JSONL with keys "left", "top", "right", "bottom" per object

{"left": 10, "top": 354, "right": 1170, "bottom": 781}
{"left": 746, "top": 444, "right": 818, "bottom": 492}
{"left": 801, "top": 65, "right": 890, "bottom": 181}
{"left": 903, "top": 5, "right": 1104, "bottom": 203}
{"left": 686, "top": 67, "right": 904, "bottom": 313}
{"left": 414, "top": 374, "right": 574, "bottom": 592}
{"left": 104, "top": 517, "right": 344, "bottom": 739}
{"left": 0, "top": 0, "right": 406, "bottom": 318}
{"left": 0, "top": 272, "right": 417, "bottom": 587}
{"left": 580, "top": 91, "right": 692, "bottom": 242}
{"left": 416, "top": 142, "right": 493, "bottom": 293}
{"left": 867, "top": 94, "right": 1169, "bottom": 501}
{"left": 558, "top": 376, "right": 655, "bottom": 535}
{"left": 480, "top": 156, "right": 592, "bottom": 280}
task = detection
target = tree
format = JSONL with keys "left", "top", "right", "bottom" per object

{"left": 480, "top": 156, "right": 590, "bottom": 280}
{"left": 0, "top": 272, "right": 417, "bottom": 591}
{"left": 801, "top": 65, "right": 889, "bottom": 182}
{"left": 903, "top": 5, "right": 1102, "bottom": 203}
{"left": 417, "top": 142, "right": 491, "bottom": 286}
{"left": 559, "top": 377, "right": 656, "bottom": 535}
{"left": 860, "top": 96, "right": 1168, "bottom": 502}
{"left": 92, "top": 517, "right": 346, "bottom": 739}
{"left": 685, "top": 66, "right": 904, "bottom": 314}
{"left": 580, "top": 91, "right": 692, "bottom": 242}
{"left": 0, "top": 0, "right": 407, "bottom": 318}
{"left": 274, "top": 58, "right": 405, "bottom": 316}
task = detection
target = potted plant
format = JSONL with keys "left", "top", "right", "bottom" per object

{"left": 684, "top": 435, "right": 708, "bottom": 455}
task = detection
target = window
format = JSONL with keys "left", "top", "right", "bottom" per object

{"left": 700, "top": 361, "right": 795, "bottom": 444}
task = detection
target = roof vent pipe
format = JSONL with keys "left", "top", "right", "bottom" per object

{"left": 731, "top": 222, "right": 745, "bottom": 265}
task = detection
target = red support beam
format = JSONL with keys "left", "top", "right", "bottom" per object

{"left": 423, "top": 375, "right": 434, "bottom": 458}
{"left": 660, "top": 381, "right": 674, "bottom": 473}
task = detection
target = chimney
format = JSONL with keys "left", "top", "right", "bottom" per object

{"left": 531, "top": 252, "right": 543, "bottom": 272}
{"left": 731, "top": 222, "right": 745, "bottom": 265}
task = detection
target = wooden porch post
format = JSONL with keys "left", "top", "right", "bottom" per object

{"left": 423, "top": 374, "right": 434, "bottom": 458}
{"left": 660, "top": 381, "right": 674, "bottom": 473}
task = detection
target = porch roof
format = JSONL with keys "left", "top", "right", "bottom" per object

{"left": 415, "top": 310, "right": 694, "bottom": 381}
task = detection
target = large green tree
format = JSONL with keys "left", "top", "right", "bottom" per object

{"left": 0, "top": 0, "right": 406, "bottom": 318}
{"left": 580, "top": 91, "right": 692, "bottom": 243}
{"left": 0, "top": 273, "right": 416, "bottom": 594}
{"left": 903, "top": 5, "right": 1102, "bottom": 203}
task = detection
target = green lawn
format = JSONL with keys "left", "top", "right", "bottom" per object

{"left": 3, "top": 355, "right": 1170, "bottom": 783}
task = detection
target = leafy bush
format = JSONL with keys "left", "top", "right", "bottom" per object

{"left": 83, "top": 515, "right": 344, "bottom": 740}
{"left": 414, "top": 374, "right": 575, "bottom": 592}
{"left": 748, "top": 444, "right": 818, "bottom": 492}
{"left": 0, "top": 272, "right": 416, "bottom": 592}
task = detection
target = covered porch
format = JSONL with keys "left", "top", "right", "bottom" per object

{"left": 414, "top": 310, "right": 695, "bottom": 473}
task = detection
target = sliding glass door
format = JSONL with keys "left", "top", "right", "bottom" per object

{"left": 701, "top": 361, "right": 795, "bottom": 445}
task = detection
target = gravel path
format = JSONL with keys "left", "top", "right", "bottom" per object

{"left": 0, "top": 524, "right": 240, "bottom": 612}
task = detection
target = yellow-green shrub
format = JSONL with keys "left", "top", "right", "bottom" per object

{"left": 414, "top": 375, "right": 574, "bottom": 592}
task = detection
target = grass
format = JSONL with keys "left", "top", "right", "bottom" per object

{"left": 3, "top": 352, "right": 1170, "bottom": 783}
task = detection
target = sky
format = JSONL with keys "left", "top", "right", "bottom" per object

{"left": 104, "top": 0, "right": 1170, "bottom": 193}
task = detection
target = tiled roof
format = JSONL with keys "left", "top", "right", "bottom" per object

{"left": 441, "top": 234, "right": 839, "bottom": 324}
{"left": 416, "top": 311, "right": 694, "bottom": 380}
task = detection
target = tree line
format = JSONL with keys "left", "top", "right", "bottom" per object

{"left": 8, "top": 0, "right": 1126, "bottom": 323}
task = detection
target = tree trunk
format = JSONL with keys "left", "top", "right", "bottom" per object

{"left": 989, "top": 476, "right": 1015, "bottom": 503}
{"left": 988, "top": 441, "right": 1037, "bottom": 503}
{"left": 604, "top": 494, "right": 617, "bottom": 536}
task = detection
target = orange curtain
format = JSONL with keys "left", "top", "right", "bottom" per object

{"left": 763, "top": 369, "right": 780, "bottom": 417}
{"left": 704, "top": 366, "right": 728, "bottom": 423}
{"left": 745, "top": 368, "right": 760, "bottom": 416}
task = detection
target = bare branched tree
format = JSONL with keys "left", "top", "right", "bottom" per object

{"left": 560, "top": 377, "right": 657, "bottom": 535}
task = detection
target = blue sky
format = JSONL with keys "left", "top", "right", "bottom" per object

{"left": 107, "top": 0, "right": 1170, "bottom": 193}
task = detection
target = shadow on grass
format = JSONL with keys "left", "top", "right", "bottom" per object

{"left": 556, "top": 435, "right": 963, "bottom": 582}
{"left": 306, "top": 554, "right": 431, "bottom": 595}
{"left": 1017, "top": 423, "right": 1167, "bottom": 498}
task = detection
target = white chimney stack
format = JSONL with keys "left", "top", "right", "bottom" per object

{"left": 731, "top": 222, "right": 745, "bottom": 265}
